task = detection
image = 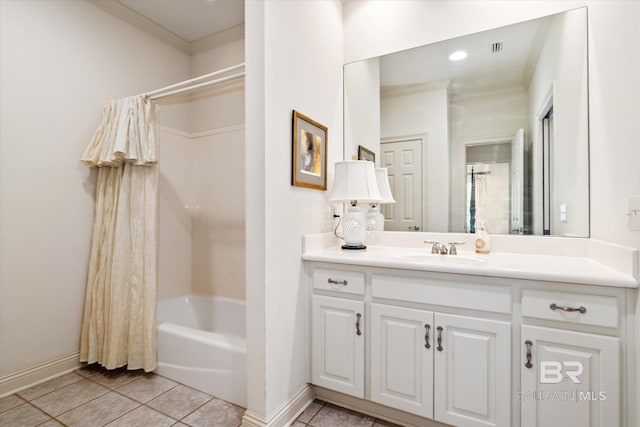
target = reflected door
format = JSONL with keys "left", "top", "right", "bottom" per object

{"left": 511, "top": 129, "right": 524, "bottom": 234}
{"left": 380, "top": 139, "right": 423, "bottom": 231}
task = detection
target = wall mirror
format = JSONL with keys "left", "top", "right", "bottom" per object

{"left": 344, "top": 7, "right": 589, "bottom": 237}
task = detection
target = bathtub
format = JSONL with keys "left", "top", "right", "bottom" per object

{"left": 155, "top": 295, "right": 246, "bottom": 408}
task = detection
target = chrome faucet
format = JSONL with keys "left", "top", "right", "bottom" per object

{"left": 448, "top": 242, "right": 465, "bottom": 255}
{"left": 424, "top": 241, "right": 448, "bottom": 254}
{"left": 424, "top": 241, "right": 465, "bottom": 255}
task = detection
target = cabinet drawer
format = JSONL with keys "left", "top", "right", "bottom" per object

{"left": 522, "top": 290, "right": 619, "bottom": 328}
{"left": 313, "top": 268, "right": 365, "bottom": 295}
{"left": 372, "top": 275, "right": 511, "bottom": 314}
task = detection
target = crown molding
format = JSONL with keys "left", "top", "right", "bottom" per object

{"left": 381, "top": 80, "right": 451, "bottom": 99}
{"left": 87, "top": 0, "right": 191, "bottom": 53}
{"left": 190, "top": 24, "right": 245, "bottom": 55}
{"left": 86, "top": 0, "right": 244, "bottom": 55}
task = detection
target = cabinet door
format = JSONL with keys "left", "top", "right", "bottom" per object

{"left": 434, "top": 313, "right": 512, "bottom": 427}
{"left": 370, "top": 303, "right": 434, "bottom": 418}
{"left": 521, "top": 325, "right": 620, "bottom": 427}
{"left": 311, "top": 295, "right": 365, "bottom": 397}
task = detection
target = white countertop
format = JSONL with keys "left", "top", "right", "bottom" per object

{"left": 303, "top": 245, "right": 639, "bottom": 288}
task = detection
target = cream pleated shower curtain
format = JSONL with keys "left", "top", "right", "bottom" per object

{"left": 79, "top": 95, "right": 158, "bottom": 371}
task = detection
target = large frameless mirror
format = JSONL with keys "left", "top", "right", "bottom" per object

{"left": 344, "top": 7, "right": 589, "bottom": 236}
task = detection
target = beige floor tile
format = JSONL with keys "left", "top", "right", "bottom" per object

{"left": 76, "top": 365, "right": 145, "bottom": 389}
{"left": 56, "top": 391, "right": 139, "bottom": 427}
{"left": 291, "top": 422, "right": 306, "bottom": 427}
{"left": 30, "top": 379, "right": 109, "bottom": 416}
{"left": 106, "top": 405, "right": 176, "bottom": 427}
{"left": 0, "top": 394, "right": 25, "bottom": 412}
{"left": 0, "top": 403, "right": 50, "bottom": 426}
{"left": 308, "top": 403, "right": 375, "bottom": 427}
{"left": 182, "top": 398, "right": 244, "bottom": 427}
{"left": 147, "top": 384, "right": 212, "bottom": 419}
{"left": 116, "top": 373, "right": 177, "bottom": 403}
{"left": 17, "top": 372, "right": 84, "bottom": 401}
{"left": 296, "top": 399, "right": 324, "bottom": 423}
{"left": 38, "top": 419, "right": 65, "bottom": 426}
{"left": 373, "top": 419, "right": 403, "bottom": 427}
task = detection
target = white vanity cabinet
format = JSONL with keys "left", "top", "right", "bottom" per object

{"left": 305, "top": 253, "right": 635, "bottom": 427}
{"left": 311, "top": 268, "right": 366, "bottom": 398}
{"left": 433, "top": 312, "right": 511, "bottom": 427}
{"left": 370, "top": 303, "right": 434, "bottom": 418}
{"left": 519, "top": 289, "right": 623, "bottom": 427}
{"left": 371, "top": 304, "right": 511, "bottom": 427}
{"left": 311, "top": 295, "right": 365, "bottom": 397}
{"left": 309, "top": 265, "right": 514, "bottom": 427}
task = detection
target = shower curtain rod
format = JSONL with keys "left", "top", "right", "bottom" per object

{"left": 147, "top": 72, "right": 244, "bottom": 100}
{"left": 143, "top": 62, "right": 245, "bottom": 100}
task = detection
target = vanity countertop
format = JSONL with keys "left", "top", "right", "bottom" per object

{"left": 303, "top": 245, "right": 639, "bottom": 288}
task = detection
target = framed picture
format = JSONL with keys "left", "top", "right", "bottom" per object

{"left": 292, "top": 110, "right": 328, "bottom": 190}
{"left": 358, "top": 145, "right": 375, "bottom": 163}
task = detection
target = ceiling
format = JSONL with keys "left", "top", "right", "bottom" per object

{"left": 118, "top": 0, "right": 245, "bottom": 42}
{"left": 380, "top": 16, "right": 548, "bottom": 98}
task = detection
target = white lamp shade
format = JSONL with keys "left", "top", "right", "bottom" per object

{"left": 375, "top": 168, "right": 395, "bottom": 204}
{"left": 329, "top": 161, "right": 382, "bottom": 203}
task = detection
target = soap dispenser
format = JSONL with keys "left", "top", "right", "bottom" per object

{"left": 475, "top": 223, "right": 491, "bottom": 254}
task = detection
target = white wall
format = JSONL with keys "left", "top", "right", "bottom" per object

{"left": 0, "top": 0, "right": 190, "bottom": 386}
{"left": 245, "top": 0, "right": 344, "bottom": 421}
{"left": 344, "top": 0, "right": 640, "bottom": 250}
{"left": 344, "top": 58, "right": 380, "bottom": 162}
{"left": 528, "top": 9, "right": 589, "bottom": 237}
{"left": 190, "top": 39, "right": 245, "bottom": 133}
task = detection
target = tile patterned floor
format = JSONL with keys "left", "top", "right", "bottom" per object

{"left": 0, "top": 365, "right": 243, "bottom": 427}
{"left": 292, "top": 400, "right": 402, "bottom": 427}
{"left": 1, "top": 366, "right": 402, "bottom": 427}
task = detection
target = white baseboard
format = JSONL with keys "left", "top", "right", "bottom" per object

{"left": 0, "top": 352, "right": 80, "bottom": 398}
{"left": 241, "top": 383, "right": 314, "bottom": 427}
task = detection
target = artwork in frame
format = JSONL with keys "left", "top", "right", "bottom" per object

{"left": 358, "top": 145, "right": 375, "bottom": 163}
{"left": 292, "top": 110, "right": 328, "bottom": 190}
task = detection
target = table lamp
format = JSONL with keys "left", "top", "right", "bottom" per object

{"left": 329, "top": 161, "right": 382, "bottom": 250}
{"left": 366, "top": 168, "right": 395, "bottom": 231}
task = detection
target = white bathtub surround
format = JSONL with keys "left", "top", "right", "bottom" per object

{"left": 155, "top": 295, "right": 247, "bottom": 407}
{"left": 80, "top": 96, "right": 159, "bottom": 372}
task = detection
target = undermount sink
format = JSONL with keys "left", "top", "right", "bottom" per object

{"left": 400, "top": 253, "right": 488, "bottom": 267}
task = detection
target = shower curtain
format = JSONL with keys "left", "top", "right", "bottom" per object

{"left": 79, "top": 95, "right": 158, "bottom": 371}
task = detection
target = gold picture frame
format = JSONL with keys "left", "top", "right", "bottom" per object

{"left": 358, "top": 145, "right": 375, "bottom": 163}
{"left": 292, "top": 110, "right": 328, "bottom": 190}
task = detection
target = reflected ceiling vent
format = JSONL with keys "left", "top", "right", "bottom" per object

{"left": 491, "top": 41, "right": 504, "bottom": 53}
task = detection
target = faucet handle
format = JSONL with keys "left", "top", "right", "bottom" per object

{"left": 448, "top": 242, "right": 465, "bottom": 255}
{"left": 424, "top": 240, "right": 440, "bottom": 254}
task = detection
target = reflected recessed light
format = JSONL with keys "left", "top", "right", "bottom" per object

{"left": 449, "top": 51, "right": 468, "bottom": 61}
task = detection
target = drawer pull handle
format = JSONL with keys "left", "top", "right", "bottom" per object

{"left": 328, "top": 278, "right": 348, "bottom": 286}
{"left": 525, "top": 340, "right": 533, "bottom": 369}
{"left": 436, "top": 326, "right": 443, "bottom": 351}
{"left": 549, "top": 303, "right": 586, "bottom": 314}
{"left": 424, "top": 324, "right": 431, "bottom": 349}
{"left": 356, "top": 313, "right": 362, "bottom": 336}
